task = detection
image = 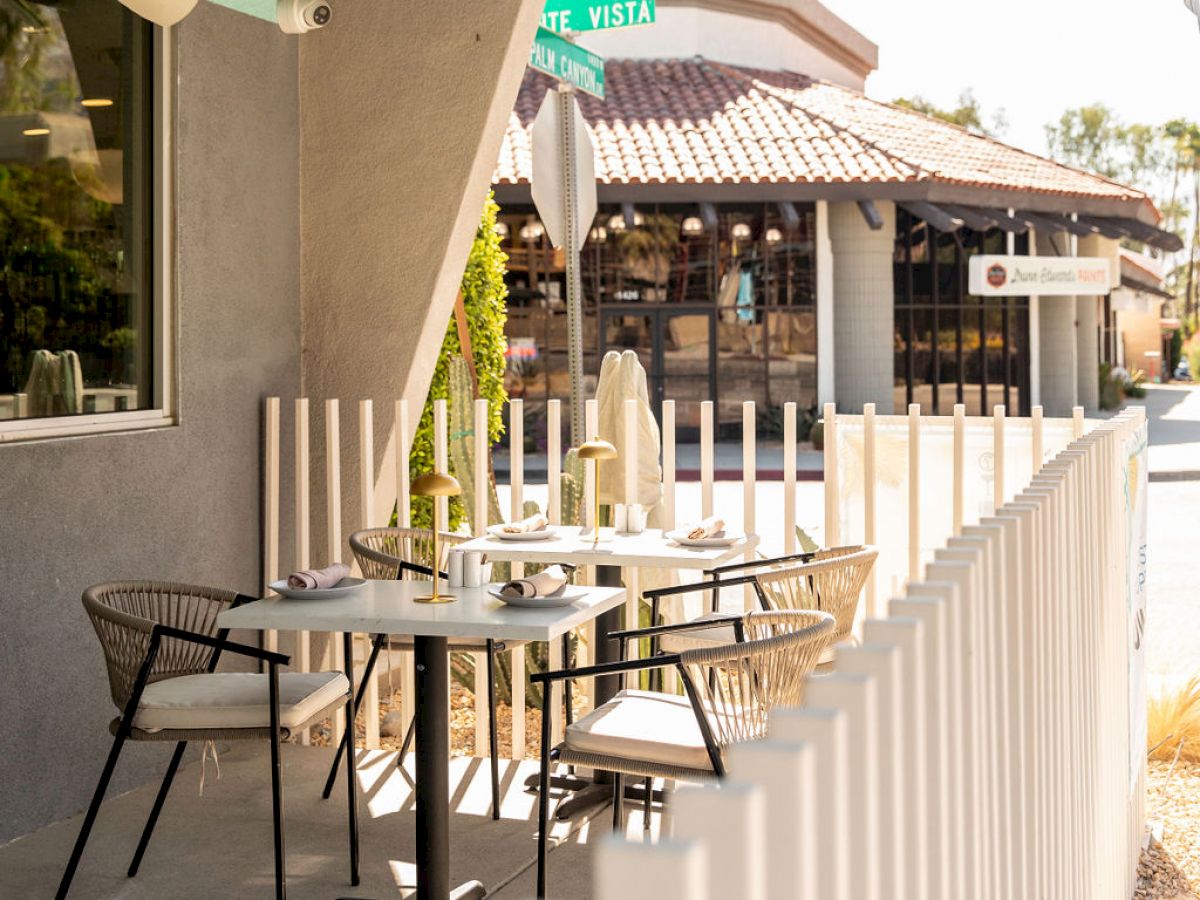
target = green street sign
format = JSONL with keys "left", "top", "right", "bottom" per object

{"left": 529, "top": 27, "right": 606, "bottom": 99}
{"left": 540, "top": 0, "right": 656, "bottom": 34}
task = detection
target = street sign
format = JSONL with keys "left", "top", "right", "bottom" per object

{"left": 540, "top": 0, "right": 656, "bottom": 33}
{"left": 529, "top": 26, "right": 606, "bottom": 99}
{"left": 530, "top": 88, "right": 598, "bottom": 443}
{"left": 530, "top": 89, "right": 597, "bottom": 252}
{"left": 968, "top": 255, "right": 1112, "bottom": 297}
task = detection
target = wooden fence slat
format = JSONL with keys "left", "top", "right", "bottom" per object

{"left": 510, "top": 399, "right": 527, "bottom": 760}
{"left": 294, "top": 398, "right": 311, "bottom": 721}
{"left": 325, "top": 398, "right": 344, "bottom": 743}
{"left": 263, "top": 398, "right": 280, "bottom": 656}
{"left": 908, "top": 404, "right": 921, "bottom": 581}
{"left": 473, "top": 398, "right": 490, "bottom": 758}
{"left": 863, "top": 403, "right": 877, "bottom": 616}
{"left": 700, "top": 400, "right": 714, "bottom": 518}
{"left": 1031, "top": 405, "right": 1044, "bottom": 476}
{"left": 359, "top": 399, "right": 379, "bottom": 748}
{"left": 783, "top": 402, "right": 796, "bottom": 556}
{"left": 742, "top": 401, "right": 756, "bottom": 611}
{"left": 823, "top": 402, "right": 838, "bottom": 547}
{"left": 548, "top": 399, "right": 561, "bottom": 525}
{"left": 993, "top": 405, "right": 1006, "bottom": 511}
{"left": 662, "top": 400, "right": 676, "bottom": 533}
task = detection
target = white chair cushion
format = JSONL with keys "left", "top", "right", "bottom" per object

{"left": 656, "top": 614, "right": 738, "bottom": 654}
{"left": 133, "top": 671, "right": 350, "bottom": 732}
{"left": 564, "top": 689, "right": 714, "bottom": 771}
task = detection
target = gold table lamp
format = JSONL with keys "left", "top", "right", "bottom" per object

{"left": 411, "top": 471, "right": 462, "bottom": 603}
{"left": 577, "top": 437, "right": 617, "bottom": 547}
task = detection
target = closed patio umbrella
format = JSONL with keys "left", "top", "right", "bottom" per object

{"left": 594, "top": 349, "right": 663, "bottom": 522}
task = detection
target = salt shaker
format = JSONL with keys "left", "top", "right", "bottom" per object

{"left": 447, "top": 549, "right": 465, "bottom": 588}
{"left": 628, "top": 503, "right": 646, "bottom": 534}
{"left": 614, "top": 503, "right": 628, "bottom": 533}
{"left": 464, "top": 550, "right": 484, "bottom": 588}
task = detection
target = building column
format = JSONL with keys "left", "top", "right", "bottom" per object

{"left": 815, "top": 201, "right": 836, "bottom": 407}
{"left": 828, "top": 200, "right": 896, "bottom": 413}
{"left": 1075, "top": 295, "right": 1100, "bottom": 411}
{"left": 1035, "top": 230, "right": 1077, "bottom": 415}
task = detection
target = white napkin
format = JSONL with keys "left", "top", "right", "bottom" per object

{"left": 500, "top": 564, "right": 568, "bottom": 599}
{"left": 502, "top": 512, "right": 548, "bottom": 534}
{"left": 287, "top": 562, "right": 350, "bottom": 590}
{"left": 686, "top": 516, "right": 725, "bottom": 540}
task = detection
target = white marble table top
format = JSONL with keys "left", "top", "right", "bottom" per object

{"left": 456, "top": 526, "right": 759, "bottom": 570}
{"left": 217, "top": 579, "right": 626, "bottom": 642}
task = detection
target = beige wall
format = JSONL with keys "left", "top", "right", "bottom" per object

{"left": 299, "top": 0, "right": 543, "bottom": 533}
{"left": 1120, "top": 309, "right": 1164, "bottom": 376}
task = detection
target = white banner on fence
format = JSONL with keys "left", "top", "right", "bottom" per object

{"left": 1124, "top": 421, "right": 1149, "bottom": 795}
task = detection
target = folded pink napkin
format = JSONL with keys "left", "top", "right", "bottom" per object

{"left": 287, "top": 562, "right": 350, "bottom": 590}
{"left": 500, "top": 564, "right": 568, "bottom": 599}
{"left": 686, "top": 517, "right": 725, "bottom": 540}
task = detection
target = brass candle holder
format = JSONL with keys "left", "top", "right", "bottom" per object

{"left": 577, "top": 437, "right": 617, "bottom": 547}
{"left": 411, "top": 471, "right": 462, "bottom": 603}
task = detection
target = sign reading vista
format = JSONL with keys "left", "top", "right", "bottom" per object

{"left": 968, "top": 255, "right": 1112, "bottom": 296}
{"left": 540, "top": 0, "right": 656, "bottom": 33}
{"left": 530, "top": 26, "right": 606, "bottom": 98}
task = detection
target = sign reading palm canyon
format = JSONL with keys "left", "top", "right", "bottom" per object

{"left": 968, "top": 255, "right": 1112, "bottom": 296}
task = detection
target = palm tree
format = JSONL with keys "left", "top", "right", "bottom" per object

{"left": 1165, "top": 120, "right": 1200, "bottom": 321}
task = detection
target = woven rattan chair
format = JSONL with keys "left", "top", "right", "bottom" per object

{"left": 654, "top": 545, "right": 878, "bottom": 666}
{"left": 57, "top": 582, "right": 355, "bottom": 900}
{"left": 321, "top": 527, "right": 525, "bottom": 820}
{"left": 530, "top": 609, "right": 836, "bottom": 898}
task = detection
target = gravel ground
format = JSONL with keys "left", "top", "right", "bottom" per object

{"left": 1137, "top": 759, "right": 1200, "bottom": 899}
{"left": 312, "top": 683, "right": 587, "bottom": 760}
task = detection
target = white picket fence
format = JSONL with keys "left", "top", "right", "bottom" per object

{"left": 595, "top": 406, "right": 1149, "bottom": 900}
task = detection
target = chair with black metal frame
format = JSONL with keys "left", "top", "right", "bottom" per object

{"left": 57, "top": 581, "right": 357, "bottom": 900}
{"left": 529, "top": 608, "right": 836, "bottom": 899}
{"left": 644, "top": 545, "right": 877, "bottom": 665}
{"left": 319, "top": 526, "right": 534, "bottom": 821}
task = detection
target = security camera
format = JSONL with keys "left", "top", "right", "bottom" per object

{"left": 277, "top": 0, "right": 331, "bottom": 33}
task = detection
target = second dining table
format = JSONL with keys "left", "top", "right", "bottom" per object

{"left": 455, "top": 524, "right": 760, "bottom": 816}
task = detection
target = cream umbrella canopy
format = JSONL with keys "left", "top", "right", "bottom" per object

{"left": 594, "top": 349, "right": 663, "bottom": 523}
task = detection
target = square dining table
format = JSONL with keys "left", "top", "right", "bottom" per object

{"left": 455, "top": 525, "right": 760, "bottom": 816}
{"left": 217, "top": 578, "right": 625, "bottom": 900}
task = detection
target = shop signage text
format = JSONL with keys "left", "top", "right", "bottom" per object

{"left": 529, "top": 27, "right": 606, "bottom": 98}
{"left": 540, "top": 0, "right": 655, "bottom": 33}
{"left": 968, "top": 255, "right": 1112, "bottom": 296}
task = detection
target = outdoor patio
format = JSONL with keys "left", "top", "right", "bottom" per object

{"left": 0, "top": 745, "right": 628, "bottom": 899}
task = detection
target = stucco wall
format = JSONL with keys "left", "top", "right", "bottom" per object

{"left": 298, "top": 0, "right": 543, "bottom": 541}
{"left": 0, "top": 4, "right": 301, "bottom": 843}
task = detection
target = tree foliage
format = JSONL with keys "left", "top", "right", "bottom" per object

{"left": 407, "top": 193, "right": 509, "bottom": 530}
{"left": 892, "top": 89, "right": 1007, "bottom": 138}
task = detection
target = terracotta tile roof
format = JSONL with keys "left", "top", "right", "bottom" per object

{"left": 495, "top": 57, "right": 1148, "bottom": 206}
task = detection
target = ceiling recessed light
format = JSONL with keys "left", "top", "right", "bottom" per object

{"left": 81, "top": 98, "right": 114, "bottom": 108}
{"left": 22, "top": 128, "right": 50, "bottom": 137}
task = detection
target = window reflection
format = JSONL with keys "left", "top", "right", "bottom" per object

{"left": 0, "top": 1, "right": 153, "bottom": 422}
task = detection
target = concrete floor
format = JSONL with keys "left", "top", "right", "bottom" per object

{"left": 0, "top": 744, "right": 656, "bottom": 899}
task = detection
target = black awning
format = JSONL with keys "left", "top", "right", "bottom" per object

{"left": 1119, "top": 274, "right": 1174, "bottom": 299}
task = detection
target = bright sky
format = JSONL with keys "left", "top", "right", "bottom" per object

{"left": 819, "top": 0, "right": 1200, "bottom": 156}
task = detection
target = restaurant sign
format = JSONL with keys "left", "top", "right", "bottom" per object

{"left": 529, "top": 26, "right": 606, "bottom": 98}
{"left": 968, "top": 255, "right": 1112, "bottom": 297}
{"left": 540, "top": 0, "right": 656, "bottom": 33}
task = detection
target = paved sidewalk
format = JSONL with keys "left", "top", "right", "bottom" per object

{"left": 1140, "top": 384, "right": 1200, "bottom": 480}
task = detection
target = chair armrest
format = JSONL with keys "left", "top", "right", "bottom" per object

{"left": 642, "top": 572, "right": 759, "bottom": 602}
{"left": 608, "top": 614, "right": 744, "bottom": 643}
{"left": 397, "top": 560, "right": 448, "bottom": 580}
{"left": 153, "top": 624, "right": 290, "bottom": 667}
{"left": 705, "top": 551, "right": 817, "bottom": 577}
{"left": 531, "top": 654, "right": 680, "bottom": 685}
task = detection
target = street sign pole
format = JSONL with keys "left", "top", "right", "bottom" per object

{"left": 558, "top": 86, "right": 587, "bottom": 446}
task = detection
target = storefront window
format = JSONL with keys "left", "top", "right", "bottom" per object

{"left": 500, "top": 201, "right": 818, "bottom": 440}
{"left": 0, "top": 1, "right": 154, "bottom": 423}
{"left": 894, "top": 215, "right": 1028, "bottom": 416}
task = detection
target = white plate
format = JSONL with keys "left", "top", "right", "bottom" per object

{"left": 664, "top": 529, "right": 743, "bottom": 548}
{"left": 487, "top": 585, "right": 587, "bottom": 608}
{"left": 269, "top": 577, "right": 367, "bottom": 600}
{"left": 487, "top": 524, "right": 557, "bottom": 542}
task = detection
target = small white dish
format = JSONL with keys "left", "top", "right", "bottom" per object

{"left": 269, "top": 577, "right": 366, "bottom": 600}
{"left": 487, "top": 524, "right": 558, "bottom": 542}
{"left": 664, "top": 529, "right": 742, "bottom": 548}
{"left": 487, "top": 584, "right": 587, "bottom": 608}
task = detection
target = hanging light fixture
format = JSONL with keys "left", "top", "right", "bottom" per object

{"left": 607, "top": 213, "right": 627, "bottom": 234}
{"left": 493, "top": 221, "right": 510, "bottom": 240}
{"left": 765, "top": 227, "right": 783, "bottom": 245}
{"left": 731, "top": 222, "right": 752, "bottom": 241}
{"left": 681, "top": 216, "right": 704, "bottom": 236}
{"left": 519, "top": 221, "right": 545, "bottom": 241}
{"left": 116, "top": 0, "right": 199, "bottom": 26}
{"left": 589, "top": 225, "right": 608, "bottom": 243}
